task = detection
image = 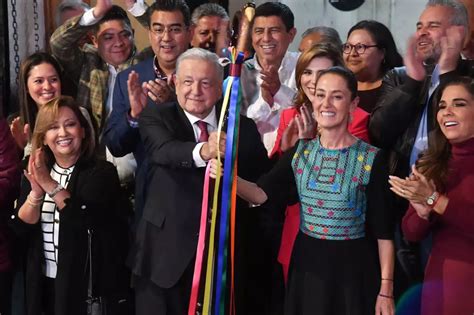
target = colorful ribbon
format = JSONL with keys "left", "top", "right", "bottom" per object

{"left": 215, "top": 56, "right": 244, "bottom": 314}
{"left": 201, "top": 75, "right": 234, "bottom": 315}
{"left": 188, "top": 163, "right": 212, "bottom": 315}
{"left": 189, "top": 49, "right": 245, "bottom": 315}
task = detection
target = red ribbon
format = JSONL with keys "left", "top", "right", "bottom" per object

{"left": 188, "top": 164, "right": 212, "bottom": 315}
{"left": 229, "top": 64, "right": 242, "bottom": 77}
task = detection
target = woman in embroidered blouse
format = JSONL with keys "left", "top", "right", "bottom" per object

{"left": 390, "top": 77, "right": 474, "bottom": 315}
{"left": 14, "top": 96, "right": 129, "bottom": 315}
{"left": 270, "top": 41, "right": 371, "bottom": 284}
{"left": 221, "top": 67, "right": 395, "bottom": 314}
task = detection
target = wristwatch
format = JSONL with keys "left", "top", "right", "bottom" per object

{"left": 48, "top": 183, "right": 64, "bottom": 199}
{"left": 426, "top": 191, "right": 439, "bottom": 206}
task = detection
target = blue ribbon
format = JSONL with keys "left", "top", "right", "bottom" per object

{"left": 214, "top": 52, "right": 245, "bottom": 314}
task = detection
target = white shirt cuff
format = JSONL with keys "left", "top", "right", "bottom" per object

{"left": 128, "top": 0, "right": 147, "bottom": 17}
{"left": 273, "top": 85, "right": 296, "bottom": 110}
{"left": 79, "top": 8, "right": 101, "bottom": 26}
{"left": 246, "top": 96, "right": 272, "bottom": 122}
{"left": 193, "top": 143, "right": 207, "bottom": 167}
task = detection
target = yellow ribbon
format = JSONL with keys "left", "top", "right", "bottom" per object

{"left": 202, "top": 76, "right": 234, "bottom": 314}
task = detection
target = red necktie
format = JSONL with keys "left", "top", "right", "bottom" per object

{"left": 197, "top": 120, "right": 209, "bottom": 142}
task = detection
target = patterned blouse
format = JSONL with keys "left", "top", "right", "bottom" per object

{"left": 41, "top": 163, "right": 74, "bottom": 278}
{"left": 292, "top": 138, "right": 378, "bottom": 240}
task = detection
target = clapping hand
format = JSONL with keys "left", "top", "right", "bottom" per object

{"left": 127, "top": 71, "right": 148, "bottom": 118}
{"left": 439, "top": 25, "right": 465, "bottom": 74}
{"left": 405, "top": 35, "right": 426, "bottom": 81}
{"left": 260, "top": 65, "right": 281, "bottom": 106}
{"left": 388, "top": 165, "right": 435, "bottom": 220}
{"left": 294, "top": 105, "right": 317, "bottom": 140}
{"left": 144, "top": 78, "right": 173, "bottom": 104}
{"left": 10, "top": 117, "right": 29, "bottom": 150}
{"left": 281, "top": 105, "right": 317, "bottom": 152}
{"left": 24, "top": 148, "right": 48, "bottom": 197}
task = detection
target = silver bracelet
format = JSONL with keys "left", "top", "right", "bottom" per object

{"left": 48, "top": 183, "right": 64, "bottom": 199}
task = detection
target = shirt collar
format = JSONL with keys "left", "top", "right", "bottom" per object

{"left": 153, "top": 56, "right": 169, "bottom": 80}
{"left": 183, "top": 106, "right": 217, "bottom": 129}
{"left": 108, "top": 64, "right": 118, "bottom": 76}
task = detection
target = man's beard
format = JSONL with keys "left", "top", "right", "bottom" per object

{"left": 423, "top": 44, "right": 442, "bottom": 65}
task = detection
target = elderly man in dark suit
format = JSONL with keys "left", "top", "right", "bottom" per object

{"left": 129, "top": 48, "right": 269, "bottom": 314}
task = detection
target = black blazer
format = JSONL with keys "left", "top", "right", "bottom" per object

{"left": 130, "top": 101, "right": 269, "bottom": 288}
{"left": 11, "top": 158, "right": 130, "bottom": 315}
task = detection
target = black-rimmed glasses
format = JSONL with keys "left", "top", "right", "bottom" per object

{"left": 342, "top": 43, "right": 379, "bottom": 55}
{"left": 150, "top": 25, "right": 186, "bottom": 37}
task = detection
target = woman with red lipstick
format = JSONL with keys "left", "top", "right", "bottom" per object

{"left": 12, "top": 96, "right": 129, "bottom": 315}
{"left": 390, "top": 77, "right": 474, "bottom": 315}
{"left": 344, "top": 20, "right": 403, "bottom": 113}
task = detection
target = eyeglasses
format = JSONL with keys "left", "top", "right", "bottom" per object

{"left": 342, "top": 43, "right": 379, "bottom": 55}
{"left": 150, "top": 25, "right": 186, "bottom": 37}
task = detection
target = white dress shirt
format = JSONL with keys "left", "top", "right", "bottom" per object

{"left": 240, "top": 51, "right": 299, "bottom": 154}
{"left": 183, "top": 107, "right": 217, "bottom": 167}
{"left": 80, "top": 2, "right": 147, "bottom": 26}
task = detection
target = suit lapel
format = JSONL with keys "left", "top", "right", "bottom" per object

{"left": 176, "top": 104, "right": 197, "bottom": 142}
{"left": 174, "top": 99, "right": 229, "bottom": 142}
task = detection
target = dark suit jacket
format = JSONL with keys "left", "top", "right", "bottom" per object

{"left": 129, "top": 101, "right": 269, "bottom": 289}
{"left": 103, "top": 57, "right": 157, "bottom": 221}
{"left": 369, "top": 60, "right": 474, "bottom": 178}
{"left": 11, "top": 158, "right": 130, "bottom": 315}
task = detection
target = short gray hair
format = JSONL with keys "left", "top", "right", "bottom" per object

{"left": 191, "top": 3, "right": 229, "bottom": 25}
{"left": 301, "top": 26, "right": 343, "bottom": 48}
{"left": 55, "top": 0, "right": 90, "bottom": 27}
{"left": 426, "top": 0, "right": 469, "bottom": 31}
{"left": 176, "top": 48, "right": 224, "bottom": 81}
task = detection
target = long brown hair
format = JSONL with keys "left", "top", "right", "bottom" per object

{"left": 31, "top": 96, "right": 95, "bottom": 166}
{"left": 18, "top": 52, "right": 62, "bottom": 133}
{"left": 294, "top": 42, "right": 344, "bottom": 108}
{"left": 415, "top": 77, "right": 474, "bottom": 190}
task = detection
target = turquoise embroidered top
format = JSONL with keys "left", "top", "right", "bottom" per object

{"left": 292, "top": 137, "right": 379, "bottom": 240}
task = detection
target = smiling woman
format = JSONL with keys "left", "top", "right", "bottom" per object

{"left": 233, "top": 67, "right": 396, "bottom": 315}
{"left": 391, "top": 77, "right": 474, "bottom": 315}
{"left": 12, "top": 96, "right": 130, "bottom": 315}
{"left": 11, "top": 53, "right": 63, "bottom": 151}
{"left": 270, "top": 46, "right": 371, "bottom": 285}
{"left": 344, "top": 20, "right": 402, "bottom": 113}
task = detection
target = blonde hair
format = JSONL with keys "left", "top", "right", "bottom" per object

{"left": 31, "top": 96, "right": 95, "bottom": 165}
